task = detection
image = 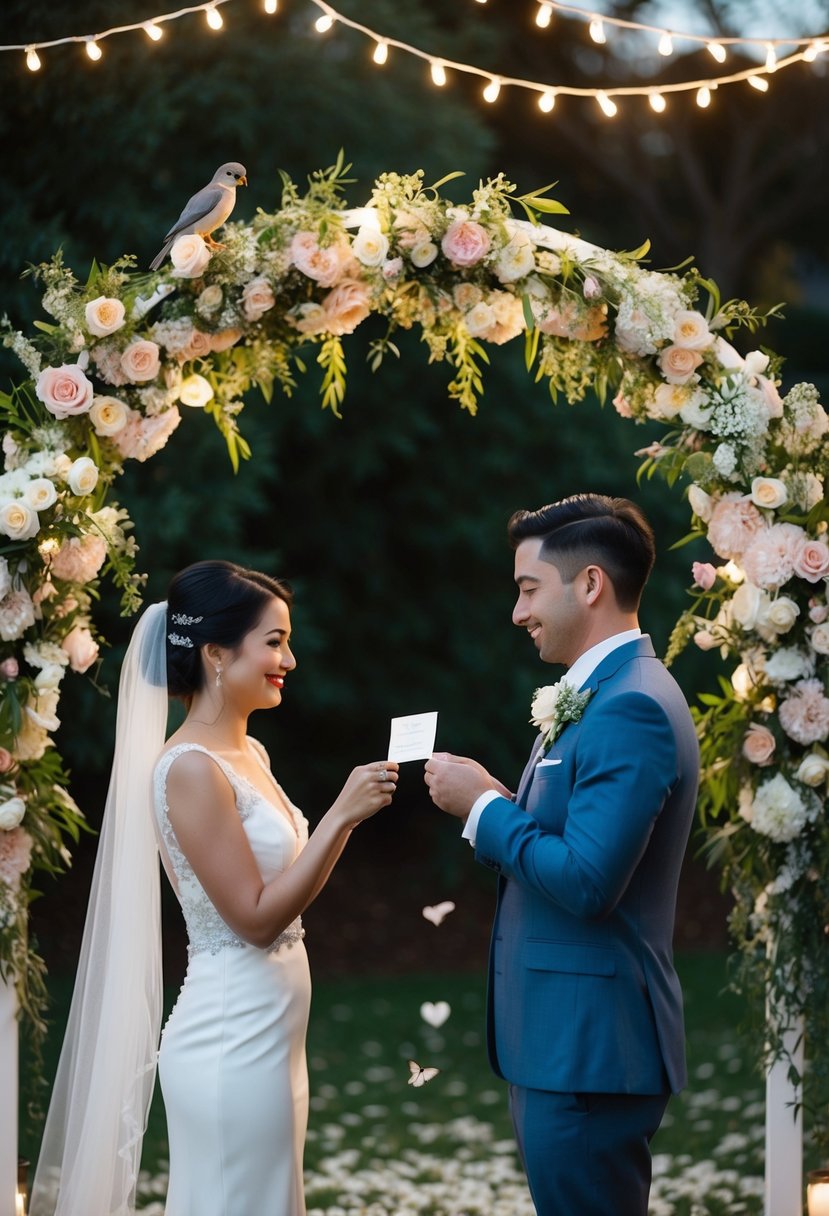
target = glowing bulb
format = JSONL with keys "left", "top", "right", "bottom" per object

{"left": 748, "top": 74, "right": 769, "bottom": 91}
{"left": 314, "top": 13, "right": 334, "bottom": 32}
{"left": 430, "top": 60, "right": 447, "bottom": 86}
{"left": 538, "top": 89, "right": 556, "bottom": 112}
{"left": 25, "top": 46, "right": 41, "bottom": 71}
{"left": 707, "top": 41, "right": 726, "bottom": 63}
{"left": 589, "top": 18, "right": 606, "bottom": 44}
{"left": 373, "top": 39, "right": 388, "bottom": 65}
{"left": 658, "top": 32, "right": 673, "bottom": 56}
{"left": 596, "top": 91, "right": 617, "bottom": 117}
{"left": 144, "top": 22, "right": 163, "bottom": 40}
{"left": 696, "top": 85, "right": 711, "bottom": 107}
{"left": 804, "top": 41, "right": 819, "bottom": 61}
{"left": 206, "top": 6, "right": 223, "bottom": 30}
{"left": 264, "top": 0, "right": 278, "bottom": 11}
{"left": 85, "top": 38, "right": 102, "bottom": 60}
{"left": 649, "top": 91, "right": 666, "bottom": 112}
{"left": 535, "top": 3, "right": 552, "bottom": 28}
{"left": 483, "top": 76, "right": 501, "bottom": 103}
{"left": 765, "top": 43, "right": 777, "bottom": 71}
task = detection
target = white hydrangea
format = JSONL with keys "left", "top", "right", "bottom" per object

{"left": 712, "top": 443, "right": 738, "bottom": 478}
{"left": 742, "top": 773, "right": 814, "bottom": 843}
{"left": 764, "top": 646, "right": 815, "bottom": 684}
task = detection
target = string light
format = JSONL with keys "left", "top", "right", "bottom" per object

{"left": 696, "top": 85, "right": 712, "bottom": 107}
{"left": 538, "top": 88, "right": 556, "bottom": 112}
{"left": 314, "top": 12, "right": 334, "bottom": 32}
{"left": 25, "top": 46, "right": 41, "bottom": 70}
{"left": 535, "top": 3, "right": 552, "bottom": 29}
{"left": 372, "top": 38, "right": 388, "bottom": 64}
{"left": 482, "top": 76, "right": 501, "bottom": 103}
{"left": 264, "top": 0, "right": 278, "bottom": 11}
{"left": 144, "top": 22, "right": 164, "bottom": 40}
{"left": 657, "top": 31, "right": 673, "bottom": 57}
{"left": 765, "top": 42, "right": 777, "bottom": 71}
{"left": 748, "top": 74, "right": 770, "bottom": 90}
{"left": 589, "top": 18, "right": 606, "bottom": 44}
{"left": 85, "top": 38, "right": 102, "bottom": 60}
{"left": 707, "top": 41, "right": 727, "bottom": 63}
{"left": 205, "top": 5, "right": 223, "bottom": 29}
{"left": 430, "top": 59, "right": 446, "bottom": 86}
{"left": 649, "top": 91, "right": 666, "bottom": 112}
{"left": 596, "top": 91, "right": 617, "bottom": 117}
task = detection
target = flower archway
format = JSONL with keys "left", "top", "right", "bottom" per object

{"left": 1, "top": 157, "right": 828, "bottom": 1170}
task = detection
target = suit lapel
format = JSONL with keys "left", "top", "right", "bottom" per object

{"left": 515, "top": 735, "right": 544, "bottom": 807}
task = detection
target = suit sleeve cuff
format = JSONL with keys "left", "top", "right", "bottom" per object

{"left": 462, "top": 790, "right": 502, "bottom": 847}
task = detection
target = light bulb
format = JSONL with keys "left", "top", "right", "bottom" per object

{"left": 748, "top": 74, "right": 769, "bottom": 91}
{"left": 589, "top": 18, "right": 606, "bottom": 44}
{"left": 658, "top": 32, "right": 673, "bottom": 56}
{"left": 706, "top": 41, "right": 726, "bottom": 63}
{"left": 430, "top": 60, "right": 447, "bottom": 86}
{"left": 538, "top": 89, "right": 556, "bottom": 112}
{"left": 206, "top": 6, "right": 223, "bottom": 30}
{"left": 649, "top": 92, "right": 666, "bottom": 112}
{"left": 315, "top": 13, "right": 334, "bottom": 32}
{"left": 804, "top": 41, "right": 819, "bottom": 61}
{"left": 264, "top": 0, "right": 278, "bottom": 11}
{"left": 596, "top": 91, "right": 617, "bottom": 117}
{"left": 765, "top": 43, "right": 777, "bottom": 71}
{"left": 25, "top": 46, "right": 41, "bottom": 71}
{"left": 144, "top": 22, "right": 163, "bottom": 40}
{"left": 85, "top": 38, "right": 102, "bottom": 60}
{"left": 535, "top": 3, "right": 552, "bottom": 28}
{"left": 483, "top": 77, "right": 501, "bottom": 103}
{"left": 373, "top": 40, "right": 388, "bottom": 65}
{"left": 696, "top": 85, "right": 711, "bottom": 107}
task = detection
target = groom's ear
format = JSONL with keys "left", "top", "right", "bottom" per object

{"left": 582, "top": 564, "right": 604, "bottom": 605}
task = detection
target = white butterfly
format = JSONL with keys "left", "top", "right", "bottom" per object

{"left": 422, "top": 901, "right": 455, "bottom": 927}
{"left": 407, "top": 1059, "right": 440, "bottom": 1087}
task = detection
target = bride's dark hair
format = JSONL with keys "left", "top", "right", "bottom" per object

{"left": 166, "top": 560, "right": 293, "bottom": 699}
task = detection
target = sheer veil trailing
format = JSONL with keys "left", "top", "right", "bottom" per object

{"left": 31, "top": 602, "right": 169, "bottom": 1216}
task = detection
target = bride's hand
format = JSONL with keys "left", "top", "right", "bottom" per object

{"left": 330, "top": 761, "right": 400, "bottom": 828}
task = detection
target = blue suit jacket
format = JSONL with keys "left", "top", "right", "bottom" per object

{"left": 475, "top": 636, "right": 698, "bottom": 1095}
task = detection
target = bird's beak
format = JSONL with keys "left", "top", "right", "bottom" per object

{"left": 238, "top": 175, "right": 248, "bottom": 187}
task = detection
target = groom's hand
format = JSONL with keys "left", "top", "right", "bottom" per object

{"left": 424, "top": 753, "right": 500, "bottom": 819}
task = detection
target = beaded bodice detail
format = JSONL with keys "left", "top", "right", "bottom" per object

{"left": 153, "top": 742, "right": 308, "bottom": 959}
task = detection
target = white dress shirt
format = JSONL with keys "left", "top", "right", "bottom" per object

{"left": 461, "top": 628, "right": 642, "bottom": 847}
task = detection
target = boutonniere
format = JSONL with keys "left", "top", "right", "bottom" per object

{"left": 530, "top": 680, "right": 592, "bottom": 751}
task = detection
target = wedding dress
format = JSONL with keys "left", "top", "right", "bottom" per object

{"left": 153, "top": 740, "right": 310, "bottom": 1216}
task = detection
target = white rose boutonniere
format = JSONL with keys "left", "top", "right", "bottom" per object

{"left": 530, "top": 680, "right": 592, "bottom": 751}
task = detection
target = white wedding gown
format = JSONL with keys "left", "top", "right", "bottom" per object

{"left": 153, "top": 741, "right": 311, "bottom": 1216}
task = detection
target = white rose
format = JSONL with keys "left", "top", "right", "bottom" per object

{"left": 494, "top": 234, "right": 536, "bottom": 284}
{"left": 687, "top": 484, "right": 713, "bottom": 522}
{"left": 24, "top": 478, "right": 58, "bottom": 512}
{"left": 750, "top": 477, "right": 788, "bottom": 510}
{"left": 352, "top": 225, "right": 390, "bottom": 268}
{"left": 765, "top": 647, "right": 813, "bottom": 683}
{"left": 34, "top": 663, "right": 64, "bottom": 692}
{"left": 0, "top": 500, "right": 39, "bottom": 541}
{"left": 170, "top": 234, "right": 212, "bottom": 278}
{"left": 679, "top": 397, "right": 713, "bottom": 430}
{"left": 759, "top": 596, "right": 800, "bottom": 636}
{"left": 796, "top": 753, "right": 829, "bottom": 787}
{"left": 463, "top": 302, "right": 496, "bottom": 337}
{"left": 410, "top": 240, "right": 438, "bottom": 268}
{"left": 530, "top": 684, "right": 559, "bottom": 728}
{"left": 84, "top": 296, "right": 126, "bottom": 337}
{"left": 0, "top": 796, "right": 25, "bottom": 830}
{"left": 744, "top": 350, "right": 770, "bottom": 379}
{"left": 652, "top": 383, "right": 688, "bottom": 420}
{"left": 731, "top": 581, "right": 765, "bottom": 630}
{"left": 673, "top": 310, "right": 712, "bottom": 350}
{"left": 810, "top": 622, "right": 829, "bottom": 655}
{"left": 178, "top": 374, "right": 214, "bottom": 408}
{"left": 89, "top": 396, "right": 129, "bottom": 436}
{"left": 67, "top": 457, "right": 99, "bottom": 497}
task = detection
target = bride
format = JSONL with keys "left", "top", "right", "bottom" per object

{"left": 30, "top": 559, "right": 399, "bottom": 1216}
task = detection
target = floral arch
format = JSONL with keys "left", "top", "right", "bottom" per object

{"left": 1, "top": 157, "right": 828, "bottom": 1152}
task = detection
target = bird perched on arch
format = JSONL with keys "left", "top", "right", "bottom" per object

{"left": 149, "top": 162, "right": 248, "bottom": 270}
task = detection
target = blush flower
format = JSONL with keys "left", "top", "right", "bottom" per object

{"left": 692, "top": 562, "right": 717, "bottom": 590}
{"left": 120, "top": 340, "right": 161, "bottom": 383}
{"left": 85, "top": 296, "right": 126, "bottom": 338}
{"left": 35, "top": 364, "right": 94, "bottom": 419}
{"left": 441, "top": 220, "right": 491, "bottom": 268}
{"left": 50, "top": 534, "right": 108, "bottom": 583}
{"left": 779, "top": 678, "right": 829, "bottom": 745}
{"left": 657, "top": 345, "right": 703, "bottom": 385}
{"left": 742, "top": 723, "right": 776, "bottom": 766}
{"left": 794, "top": 537, "right": 829, "bottom": 583}
{"left": 0, "top": 826, "right": 33, "bottom": 887}
{"left": 322, "top": 280, "right": 371, "bottom": 335}
{"left": 706, "top": 495, "right": 764, "bottom": 561}
{"left": 741, "top": 523, "right": 804, "bottom": 590}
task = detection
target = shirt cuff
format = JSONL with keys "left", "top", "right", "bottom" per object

{"left": 462, "top": 790, "right": 502, "bottom": 848}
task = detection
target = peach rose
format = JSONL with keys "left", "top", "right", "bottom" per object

{"left": 182, "top": 329, "right": 213, "bottom": 360}
{"left": 657, "top": 345, "right": 704, "bottom": 385}
{"left": 89, "top": 396, "right": 129, "bottom": 436}
{"left": 241, "top": 277, "right": 276, "bottom": 322}
{"left": 35, "top": 364, "right": 94, "bottom": 419}
{"left": 441, "top": 220, "right": 491, "bottom": 268}
{"left": 50, "top": 534, "right": 108, "bottom": 583}
{"left": 170, "top": 234, "right": 211, "bottom": 278}
{"left": 323, "top": 280, "right": 371, "bottom": 335}
{"left": 211, "top": 328, "right": 243, "bottom": 352}
{"left": 61, "top": 625, "right": 99, "bottom": 673}
{"left": 120, "top": 340, "right": 161, "bottom": 383}
{"left": 290, "top": 232, "right": 348, "bottom": 287}
{"left": 85, "top": 296, "right": 126, "bottom": 338}
{"left": 537, "top": 300, "right": 607, "bottom": 342}
{"left": 742, "top": 723, "right": 776, "bottom": 766}
{"left": 794, "top": 538, "right": 829, "bottom": 583}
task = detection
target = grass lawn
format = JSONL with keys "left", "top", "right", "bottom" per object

{"left": 20, "top": 954, "right": 821, "bottom": 1214}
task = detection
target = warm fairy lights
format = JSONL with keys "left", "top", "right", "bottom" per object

{"left": 4, "top": 0, "right": 828, "bottom": 116}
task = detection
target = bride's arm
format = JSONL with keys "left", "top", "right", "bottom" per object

{"left": 165, "top": 751, "right": 397, "bottom": 948}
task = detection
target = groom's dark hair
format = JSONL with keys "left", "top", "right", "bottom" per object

{"left": 508, "top": 494, "right": 655, "bottom": 611}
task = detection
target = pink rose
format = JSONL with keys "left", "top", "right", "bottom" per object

{"left": 692, "top": 562, "right": 717, "bottom": 590}
{"left": 779, "top": 678, "right": 829, "bottom": 745}
{"left": 35, "top": 364, "right": 94, "bottom": 419}
{"left": 241, "top": 276, "right": 276, "bottom": 322}
{"left": 794, "top": 538, "right": 829, "bottom": 583}
{"left": 612, "top": 391, "right": 633, "bottom": 419}
{"left": 657, "top": 345, "right": 704, "bottom": 385}
{"left": 742, "top": 723, "right": 776, "bottom": 766}
{"left": 120, "top": 340, "right": 161, "bottom": 383}
{"left": 61, "top": 625, "right": 99, "bottom": 673}
{"left": 706, "top": 495, "right": 764, "bottom": 561}
{"left": 290, "top": 232, "right": 349, "bottom": 287}
{"left": 322, "top": 279, "right": 371, "bottom": 336}
{"left": 0, "top": 747, "right": 14, "bottom": 773}
{"left": 441, "top": 220, "right": 491, "bottom": 268}
{"left": 0, "top": 658, "right": 19, "bottom": 680}
{"left": 809, "top": 599, "right": 829, "bottom": 625}
{"left": 182, "top": 329, "right": 213, "bottom": 360}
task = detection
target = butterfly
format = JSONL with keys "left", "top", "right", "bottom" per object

{"left": 407, "top": 1059, "right": 440, "bottom": 1087}
{"left": 422, "top": 901, "right": 455, "bottom": 927}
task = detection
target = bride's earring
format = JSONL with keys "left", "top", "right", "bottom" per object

{"left": 215, "top": 665, "right": 223, "bottom": 688}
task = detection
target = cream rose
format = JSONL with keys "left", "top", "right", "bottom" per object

{"left": 657, "top": 345, "right": 704, "bottom": 385}
{"left": 120, "top": 340, "right": 161, "bottom": 383}
{"left": 750, "top": 477, "right": 788, "bottom": 510}
{"left": 0, "top": 796, "right": 25, "bottom": 831}
{"left": 35, "top": 364, "right": 94, "bottom": 419}
{"left": 742, "top": 723, "right": 776, "bottom": 766}
{"left": 652, "top": 384, "right": 688, "bottom": 420}
{"left": 687, "top": 485, "right": 713, "bottom": 522}
{"left": 24, "top": 479, "right": 58, "bottom": 512}
{"left": 673, "top": 310, "right": 712, "bottom": 350}
{"left": 731, "top": 581, "right": 764, "bottom": 629}
{"left": 85, "top": 296, "right": 126, "bottom": 337}
{"left": 441, "top": 220, "right": 491, "bottom": 268}
{"left": 810, "top": 622, "right": 829, "bottom": 655}
{"left": 241, "top": 277, "right": 276, "bottom": 323}
{"left": 291, "top": 303, "right": 328, "bottom": 336}
{"left": 178, "top": 374, "right": 214, "bottom": 408}
{"left": 494, "top": 233, "right": 535, "bottom": 283}
{"left": 0, "top": 500, "right": 39, "bottom": 541}
{"left": 197, "top": 284, "right": 224, "bottom": 313}
{"left": 90, "top": 396, "right": 129, "bottom": 436}
{"left": 763, "top": 596, "right": 800, "bottom": 633}
{"left": 795, "top": 753, "right": 829, "bottom": 787}
{"left": 352, "top": 225, "right": 390, "bottom": 268}
{"left": 67, "top": 457, "right": 99, "bottom": 497}
{"left": 170, "top": 233, "right": 212, "bottom": 278}
{"left": 463, "top": 302, "right": 497, "bottom": 338}
{"left": 62, "top": 625, "right": 100, "bottom": 673}
{"left": 410, "top": 239, "right": 438, "bottom": 268}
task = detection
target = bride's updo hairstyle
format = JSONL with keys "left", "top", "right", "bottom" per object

{"left": 166, "top": 560, "right": 293, "bottom": 700}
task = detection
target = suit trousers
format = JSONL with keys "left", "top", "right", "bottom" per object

{"left": 509, "top": 1084, "right": 669, "bottom": 1216}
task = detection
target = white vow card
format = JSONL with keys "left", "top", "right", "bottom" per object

{"left": 387, "top": 711, "right": 438, "bottom": 763}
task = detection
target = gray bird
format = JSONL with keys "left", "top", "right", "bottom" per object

{"left": 150, "top": 162, "right": 248, "bottom": 270}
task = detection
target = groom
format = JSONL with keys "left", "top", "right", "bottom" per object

{"left": 424, "top": 493, "right": 698, "bottom": 1216}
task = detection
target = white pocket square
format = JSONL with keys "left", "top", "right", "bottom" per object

{"left": 537, "top": 758, "right": 563, "bottom": 767}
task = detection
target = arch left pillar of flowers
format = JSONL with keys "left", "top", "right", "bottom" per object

{"left": 1, "top": 159, "right": 828, "bottom": 1213}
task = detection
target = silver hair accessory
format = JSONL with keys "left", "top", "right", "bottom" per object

{"left": 379, "top": 767, "right": 389, "bottom": 782}
{"left": 170, "top": 612, "right": 203, "bottom": 626}
{"left": 168, "top": 632, "right": 194, "bottom": 648}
